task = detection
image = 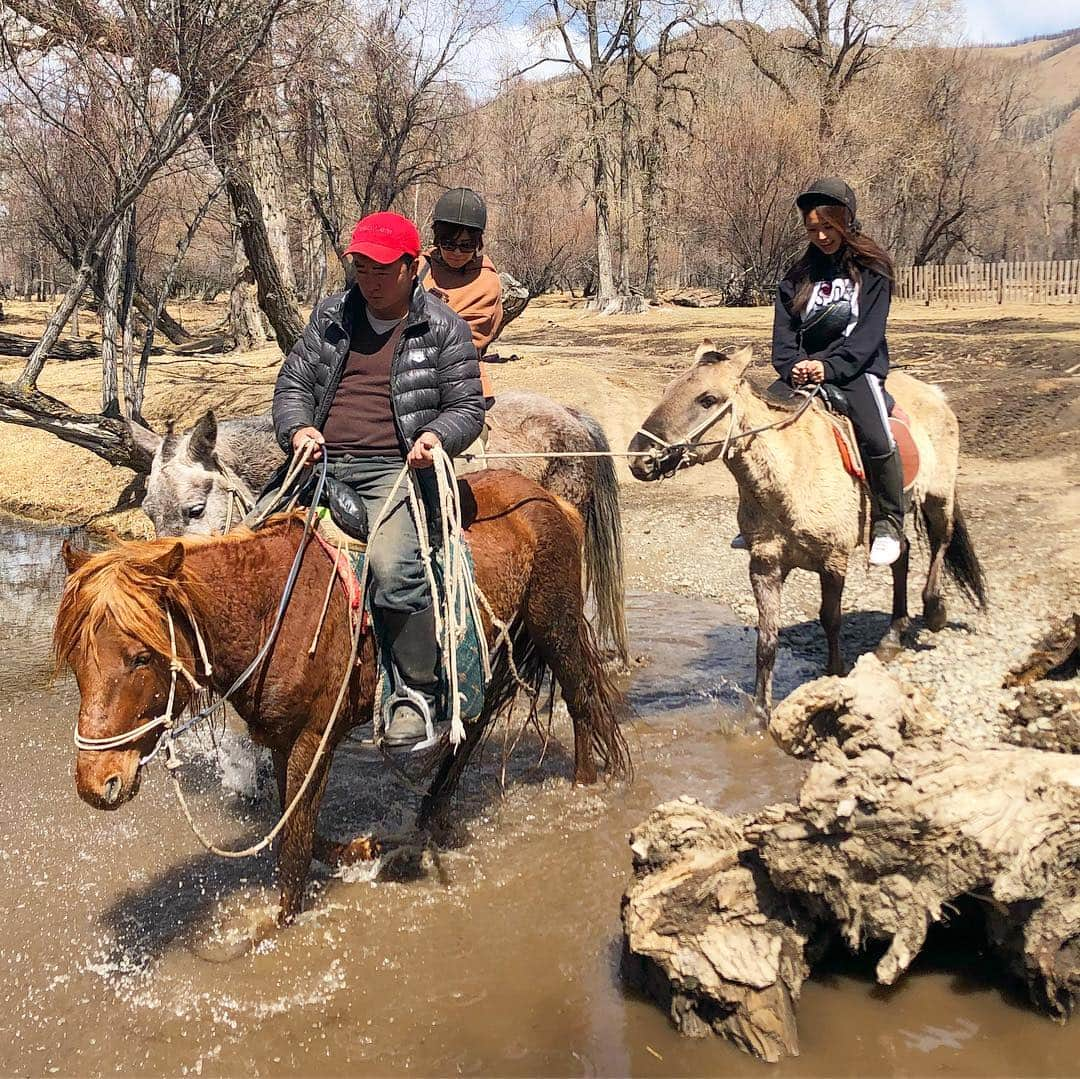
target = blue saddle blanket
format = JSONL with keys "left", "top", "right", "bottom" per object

{"left": 349, "top": 541, "right": 488, "bottom": 724}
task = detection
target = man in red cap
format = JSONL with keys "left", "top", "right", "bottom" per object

{"left": 273, "top": 211, "right": 485, "bottom": 749}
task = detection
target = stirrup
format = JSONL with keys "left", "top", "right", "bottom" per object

{"left": 381, "top": 684, "right": 440, "bottom": 753}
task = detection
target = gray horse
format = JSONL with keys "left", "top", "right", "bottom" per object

{"left": 129, "top": 389, "right": 628, "bottom": 663}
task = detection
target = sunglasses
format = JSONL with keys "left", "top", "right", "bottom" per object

{"left": 438, "top": 240, "right": 478, "bottom": 252}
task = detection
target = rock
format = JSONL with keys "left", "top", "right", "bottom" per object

{"left": 622, "top": 655, "right": 1080, "bottom": 1062}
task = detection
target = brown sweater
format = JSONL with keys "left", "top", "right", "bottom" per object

{"left": 421, "top": 250, "right": 503, "bottom": 398}
{"left": 321, "top": 318, "right": 404, "bottom": 457}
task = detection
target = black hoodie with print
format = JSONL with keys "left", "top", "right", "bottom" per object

{"left": 772, "top": 262, "right": 891, "bottom": 387}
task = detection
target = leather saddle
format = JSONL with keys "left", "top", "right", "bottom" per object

{"left": 763, "top": 379, "right": 919, "bottom": 491}
{"left": 251, "top": 463, "right": 369, "bottom": 542}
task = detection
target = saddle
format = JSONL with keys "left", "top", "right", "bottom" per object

{"left": 764, "top": 379, "right": 920, "bottom": 491}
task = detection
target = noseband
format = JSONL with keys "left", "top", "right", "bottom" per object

{"left": 73, "top": 608, "right": 212, "bottom": 764}
{"left": 635, "top": 399, "right": 736, "bottom": 474}
{"left": 635, "top": 385, "right": 822, "bottom": 476}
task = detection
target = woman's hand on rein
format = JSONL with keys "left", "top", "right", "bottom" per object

{"left": 791, "top": 359, "right": 826, "bottom": 386}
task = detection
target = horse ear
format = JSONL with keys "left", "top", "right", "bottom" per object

{"left": 188, "top": 410, "right": 218, "bottom": 467}
{"left": 147, "top": 542, "right": 184, "bottom": 578}
{"left": 127, "top": 419, "right": 162, "bottom": 470}
{"left": 694, "top": 339, "right": 716, "bottom": 363}
{"left": 729, "top": 345, "right": 754, "bottom": 373}
{"left": 61, "top": 540, "right": 91, "bottom": 574}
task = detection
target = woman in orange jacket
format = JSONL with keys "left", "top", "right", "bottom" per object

{"left": 420, "top": 188, "right": 504, "bottom": 401}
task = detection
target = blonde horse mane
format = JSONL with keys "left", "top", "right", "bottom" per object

{"left": 52, "top": 517, "right": 300, "bottom": 673}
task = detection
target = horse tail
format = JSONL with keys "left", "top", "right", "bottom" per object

{"left": 578, "top": 617, "right": 632, "bottom": 779}
{"left": 940, "top": 497, "right": 988, "bottom": 609}
{"left": 569, "top": 407, "right": 629, "bottom": 665}
{"left": 476, "top": 615, "right": 631, "bottom": 781}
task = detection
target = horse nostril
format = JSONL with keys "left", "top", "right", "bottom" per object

{"left": 102, "top": 774, "right": 123, "bottom": 805}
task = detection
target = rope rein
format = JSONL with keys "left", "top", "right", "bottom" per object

{"left": 76, "top": 386, "right": 822, "bottom": 859}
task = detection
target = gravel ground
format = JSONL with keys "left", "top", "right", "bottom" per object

{"left": 620, "top": 453, "right": 1079, "bottom": 744}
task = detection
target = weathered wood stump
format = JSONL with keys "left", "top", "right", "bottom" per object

{"left": 622, "top": 654, "right": 1080, "bottom": 1062}
{"left": 1003, "top": 613, "right": 1080, "bottom": 752}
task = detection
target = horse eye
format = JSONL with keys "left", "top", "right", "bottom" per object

{"left": 187, "top": 503, "right": 206, "bottom": 519}
{"left": 697, "top": 394, "right": 718, "bottom": 409}
{"left": 130, "top": 653, "right": 152, "bottom": 669}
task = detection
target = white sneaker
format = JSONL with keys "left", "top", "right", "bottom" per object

{"left": 731, "top": 533, "right": 748, "bottom": 550}
{"left": 869, "top": 534, "right": 902, "bottom": 566}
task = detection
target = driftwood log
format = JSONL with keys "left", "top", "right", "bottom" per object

{"left": 622, "top": 654, "right": 1080, "bottom": 1062}
{"left": 1003, "top": 613, "right": 1080, "bottom": 752}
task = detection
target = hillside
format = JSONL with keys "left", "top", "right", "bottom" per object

{"left": 986, "top": 28, "right": 1080, "bottom": 149}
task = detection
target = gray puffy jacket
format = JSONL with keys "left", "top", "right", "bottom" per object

{"left": 272, "top": 283, "right": 485, "bottom": 457}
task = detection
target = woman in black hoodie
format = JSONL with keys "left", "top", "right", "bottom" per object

{"left": 771, "top": 177, "right": 904, "bottom": 567}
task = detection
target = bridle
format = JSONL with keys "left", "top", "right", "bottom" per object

{"left": 635, "top": 385, "right": 821, "bottom": 476}
{"left": 73, "top": 447, "right": 328, "bottom": 770}
{"left": 73, "top": 608, "right": 212, "bottom": 765}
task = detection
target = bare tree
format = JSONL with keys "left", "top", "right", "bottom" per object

{"left": 0, "top": 0, "right": 292, "bottom": 467}
{"left": 721, "top": 0, "right": 954, "bottom": 138}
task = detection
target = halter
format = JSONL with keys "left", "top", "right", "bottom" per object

{"left": 73, "top": 608, "right": 213, "bottom": 766}
{"left": 635, "top": 385, "right": 822, "bottom": 476}
{"left": 73, "top": 444, "right": 326, "bottom": 770}
{"left": 635, "top": 399, "right": 737, "bottom": 473}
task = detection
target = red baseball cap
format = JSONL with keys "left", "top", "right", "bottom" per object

{"left": 344, "top": 212, "right": 421, "bottom": 264}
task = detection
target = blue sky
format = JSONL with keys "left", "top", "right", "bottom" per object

{"left": 961, "top": 1, "right": 1078, "bottom": 43}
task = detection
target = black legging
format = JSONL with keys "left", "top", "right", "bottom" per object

{"left": 832, "top": 372, "right": 895, "bottom": 459}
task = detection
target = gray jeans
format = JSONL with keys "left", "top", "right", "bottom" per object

{"left": 327, "top": 455, "right": 432, "bottom": 614}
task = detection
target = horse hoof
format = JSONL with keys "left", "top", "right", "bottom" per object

{"left": 925, "top": 599, "right": 947, "bottom": 633}
{"left": 192, "top": 908, "right": 279, "bottom": 962}
{"left": 875, "top": 637, "right": 903, "bottom": 663}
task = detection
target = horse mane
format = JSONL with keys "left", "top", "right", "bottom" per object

{"left": 53, "top": 516, "right": 301, "bottom": 672}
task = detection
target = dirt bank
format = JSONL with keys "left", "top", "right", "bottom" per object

{"left": 1, "top": 297, "right": 1077, "bottom": 739}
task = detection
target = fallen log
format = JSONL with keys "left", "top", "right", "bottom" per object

{"left": 622, "top": 654, "right": 1080, "bottom": 1063}
{"left": 0, "top": 330, "right": 97, "bottom": 361}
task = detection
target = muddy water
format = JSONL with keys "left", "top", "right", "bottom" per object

{"left": 2, "top": 517, "right": 1078, "bottom": 1076}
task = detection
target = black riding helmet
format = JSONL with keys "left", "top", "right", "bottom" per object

{"left": 796, "top": 178, "right": 858, "bottom": 228}
{"left": 433, "top": 188, "right": 487, "bottom": 231}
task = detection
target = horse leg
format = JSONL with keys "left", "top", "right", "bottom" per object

{"left": 750, "top": 556, "right": 787, "bottom": 719}
{"left": 877, "top": 536, "right": 911, "bottom": 660}
{"left": 276, "top": 728, "right": 335, "bottom": 926}
{"left": 522, "top": 581, "right": 628, "bottom": 785}
{"left": 818, "top": 569, "right": 847, "bottom": 676}
{"left": 416, "top": 722, "right": 486, "bottom": 840}
{"left": 921, "top": 495, "right": 951, "bottom": 632}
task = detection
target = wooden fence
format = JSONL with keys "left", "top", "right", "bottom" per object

{"left": 895, "top": 260, "right": 1080, "bottom": 305}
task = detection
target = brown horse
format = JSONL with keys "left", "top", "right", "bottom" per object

{"left": 54, "top": 470, "right": 629, "bottom": 925}
{"left": 628, "top": 343, "right": 987, "bottom": 714}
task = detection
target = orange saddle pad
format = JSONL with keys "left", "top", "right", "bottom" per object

{"left": 830, "top": 405, "right": 920, "bottom": 491}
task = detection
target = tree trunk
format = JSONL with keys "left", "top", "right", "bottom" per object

{"left": 0, "top": 380, "right": 154, "bottom": 471}
{"left": 244, "top": 82, "right": 296, "bottom": 296}
{"left": 16, "top": 265, "right": 94, "bottom": 389}
{"left": 119, "top": 205, "right": 139, "bottom": 418}
{"left": 624, "top": 654, "right": 1080, "bottom": 1063}
{"left": 229, "top": 231, "right": 269, "bottom": 352}
{"left": 99, "top": 218, "right": 127, "bottom": 418}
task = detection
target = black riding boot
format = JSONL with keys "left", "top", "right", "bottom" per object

{"left": 381, "top": 605, "right": 441, "bottom": 749}
{"left": 865, "top": 449, "right": 905, "bottom": 565}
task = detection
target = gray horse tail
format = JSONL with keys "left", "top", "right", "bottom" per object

{"left": 569, "top": 407, "right": 629, "bottom": 664}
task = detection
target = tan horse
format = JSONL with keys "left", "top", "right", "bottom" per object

{"left": 628, "top": 343, "right": 987, "bottom": 714}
